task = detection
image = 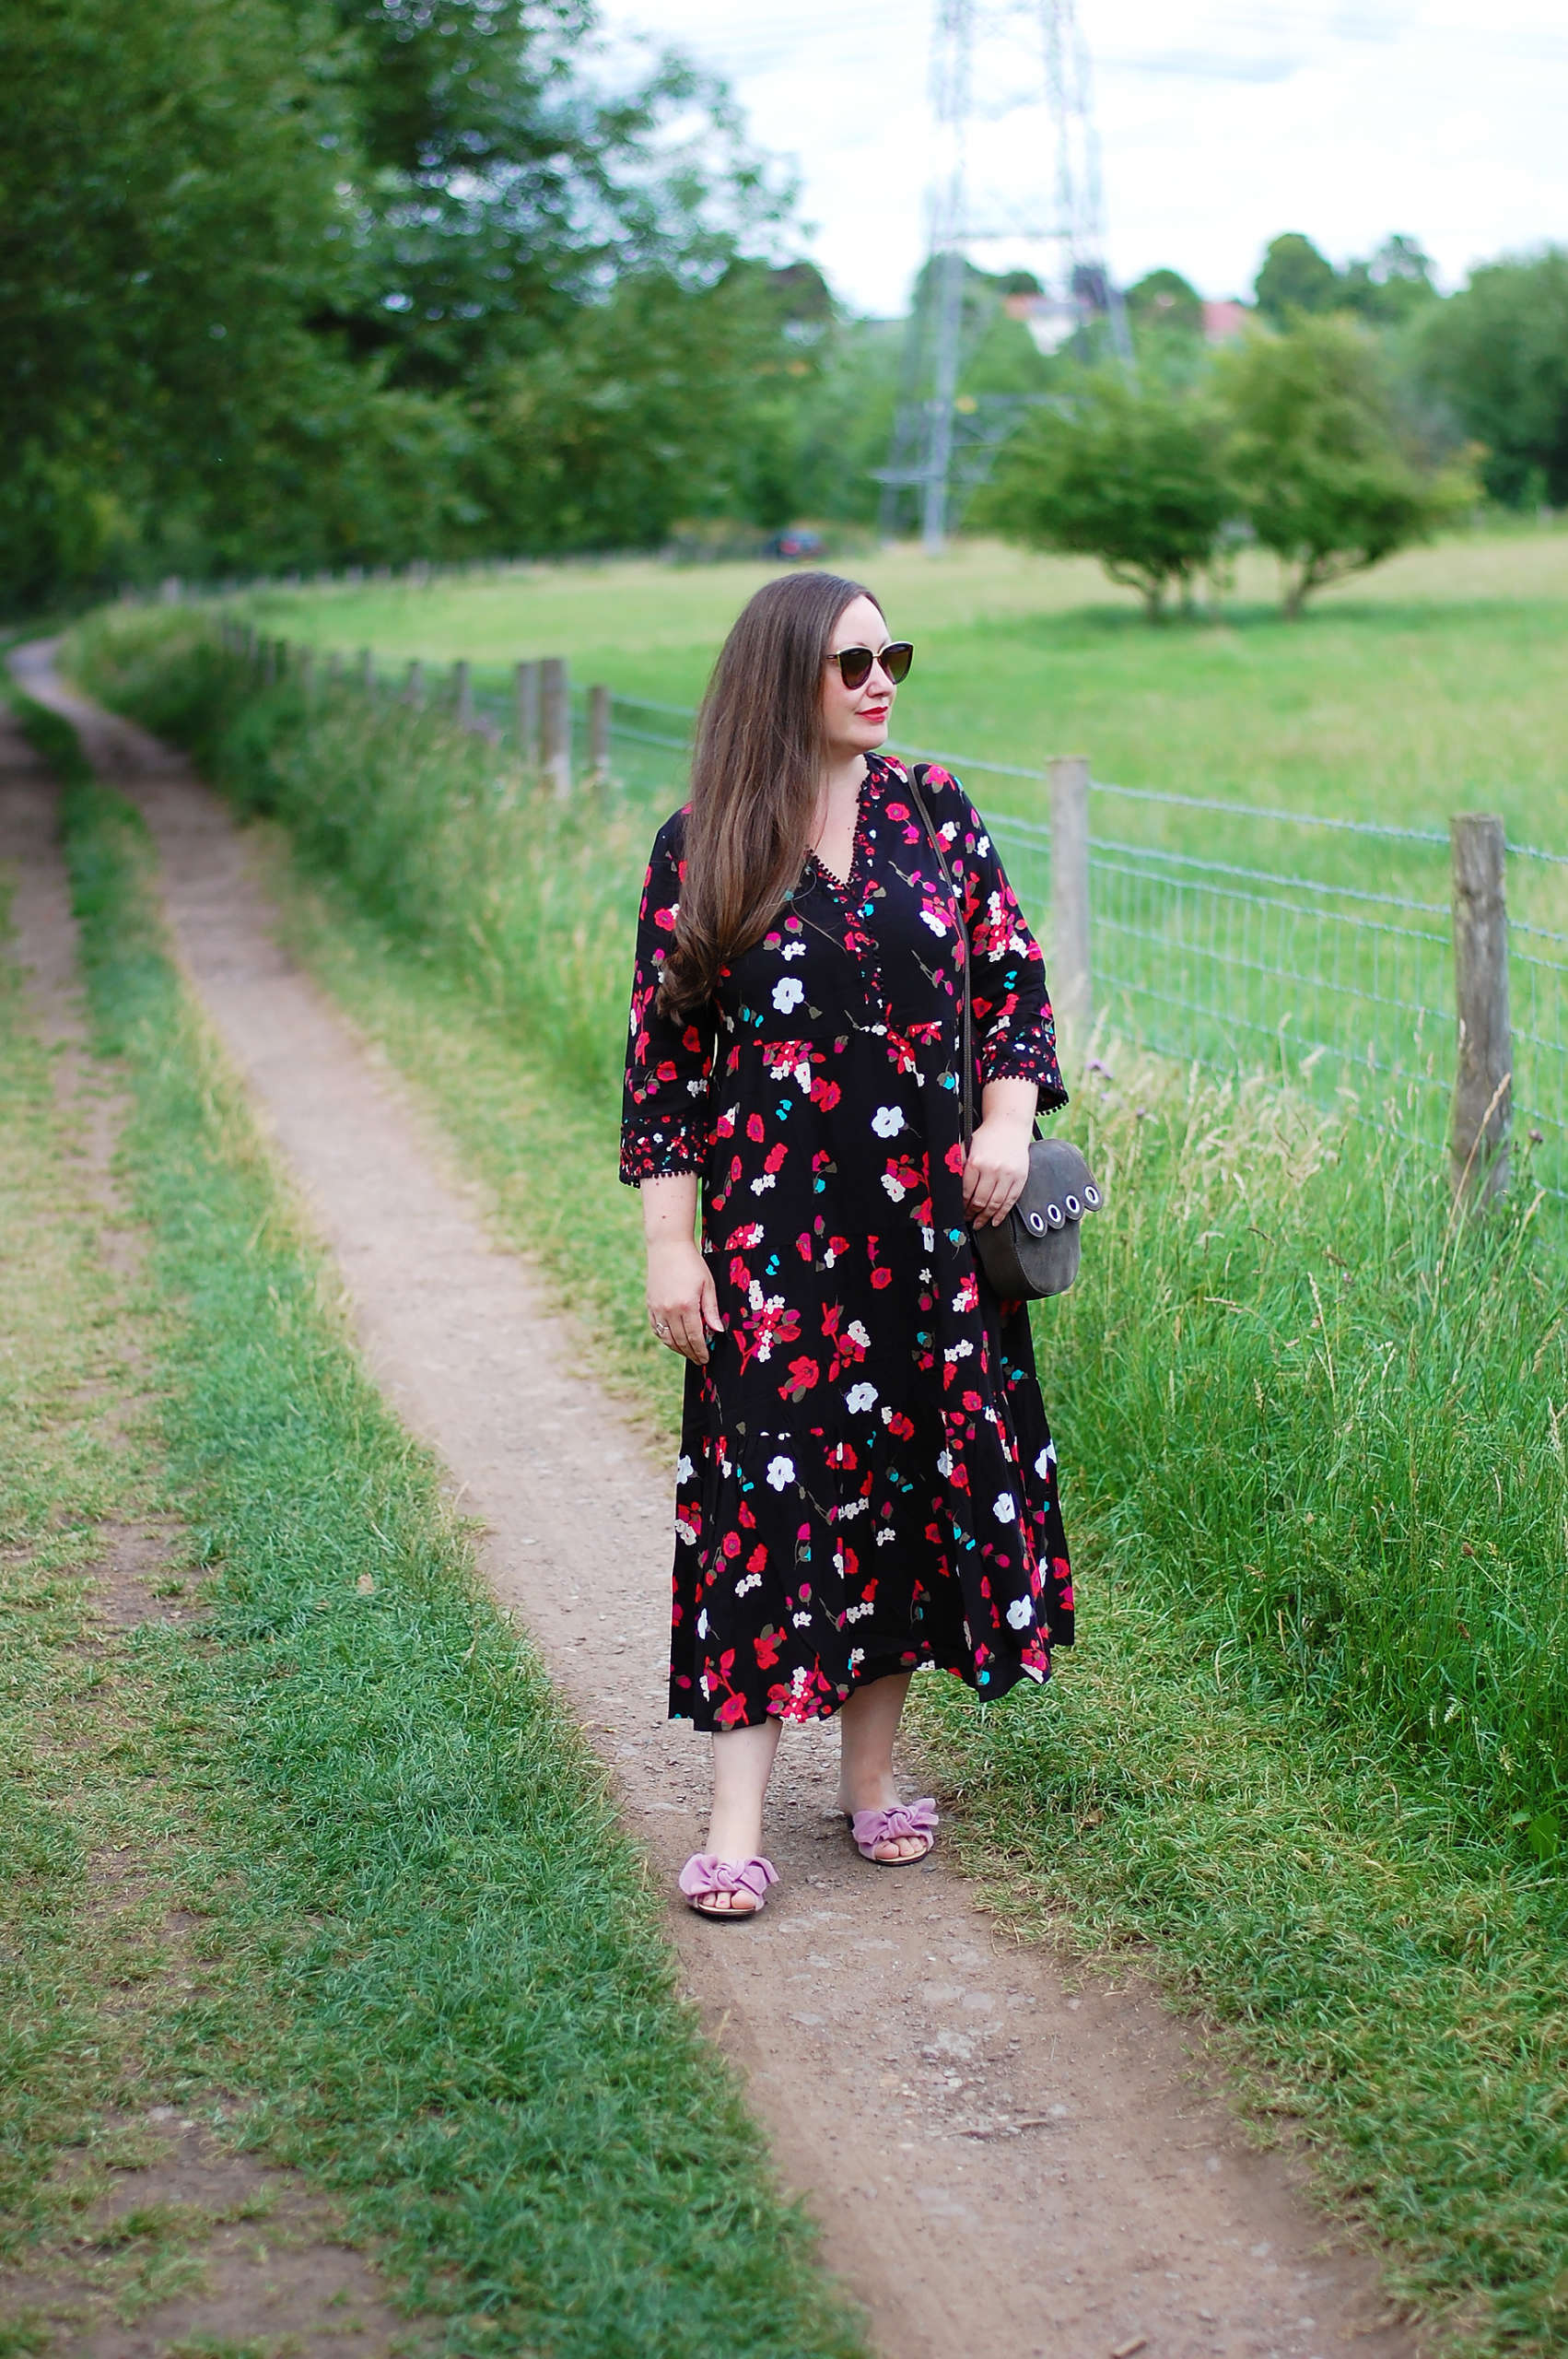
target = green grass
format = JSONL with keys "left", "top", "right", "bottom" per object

{"left": 0, "top": 685, "right": 867, "bottom": 2357}
{"left": 56, "top": 604, "right": 1568, "bottom": 2352}
{"left": 239, "top": 525, "right": 1568, "bottom": 848}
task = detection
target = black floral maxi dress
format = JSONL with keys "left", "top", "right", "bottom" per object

{"left": 619, "top": 753, "right": 1074, "bottom": 1731}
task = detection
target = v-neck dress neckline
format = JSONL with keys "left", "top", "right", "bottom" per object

{"left": 806, "top": 756, "right": 880, "bottom": 898}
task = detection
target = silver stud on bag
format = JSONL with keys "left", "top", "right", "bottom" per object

{"left": 1045, "top": 1202, "right": 1065, "bottom": 1228}
{"left": 1064, "top": 1192, "right": 1082, "bottom": 1218}
{"left": 1083, "top": 1183, "right": 1101, "bottom": 1209}
{"left": 1025, "top": 1209, "right": 1047, "bottom": 1234}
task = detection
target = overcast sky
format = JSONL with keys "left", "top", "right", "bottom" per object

{"left": 597, "top": 1, "right": 1568, "bottom": 315}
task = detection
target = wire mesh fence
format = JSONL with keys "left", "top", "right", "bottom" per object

{"left": 246, "top": 629, "right": 1568, "bottom": 1207}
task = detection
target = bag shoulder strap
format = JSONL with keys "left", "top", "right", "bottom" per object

{"left": 907, "top": 762, "right": 975, "bottom": 1150}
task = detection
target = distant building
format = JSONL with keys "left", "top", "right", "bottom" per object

{"left": 1201, "top": 299, "right": 1251, "bottom": 345}
{"left": 1002, "top": 290, "right": 1085, "bottom": 354}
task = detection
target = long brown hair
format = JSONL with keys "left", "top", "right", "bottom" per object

{"left": 659, "top": 571, "right": 881, "bottom": 1015}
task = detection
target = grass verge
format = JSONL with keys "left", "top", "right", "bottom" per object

{"left": 1, "top": 681, "right": 866, "bottom": 2357}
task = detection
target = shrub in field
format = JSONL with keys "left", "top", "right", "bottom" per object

{"left": 66, "top": 602, "right": 1568, "bottom": 1850}
{"left": 1221, "top": 315, "right": 1477, "bottom": 617}
{"left": 981, "top": 370, "right": 1231, "bottom": 618}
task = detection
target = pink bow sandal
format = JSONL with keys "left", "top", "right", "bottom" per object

{"left": 846, "top": 1797, "right": 939, "bottom": 1864}
{"left": 678, "top": 1853, "right": 779, "bottom": 1919}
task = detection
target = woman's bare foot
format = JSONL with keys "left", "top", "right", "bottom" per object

{"left": 837, "top": 1671, "right": 930, "bottom": 1860}
{"left": 692, "top": 1717, "right": 781, "bottom": 1912}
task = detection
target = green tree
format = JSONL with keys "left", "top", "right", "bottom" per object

{"left": 0, "top": 0, "right": 804, "bottom": 601}
{"left": 1126, "top": 268, "right": 1203, "bottom": 340}
{"left": 1417, "top": 249, "right": 1568, "bottom": 506}
{"left": 1339, "top": 235, "right": 1439, "bottom": 327}
{"left": 1220, "top": 315, "right": 1475, "bottom": 617}
{"left": 1255, "top": 232, "right": 1340, "bottom": 322}
{"left": 979, "top": 371, "right": 1230, "bottom": 618}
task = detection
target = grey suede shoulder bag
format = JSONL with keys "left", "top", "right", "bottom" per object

{"left": 907, "top": 763, "right": 1104, "bottom": 1300}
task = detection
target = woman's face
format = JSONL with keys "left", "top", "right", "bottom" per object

{"left": 820, "top": 593, "right": 899, "bottom": 764}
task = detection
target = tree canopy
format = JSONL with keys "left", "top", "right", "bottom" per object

{"left": 1417, "top": 249, "right": 1568, "bottom": 506}
{"left": 1222, "top": 315, "right": 1474, "bottom": 616}
{"left": 0, "top": 0, "right": 797, "bottom": 601}
{"left": 980, "top": 373, "right": 1229, "bottom": 617}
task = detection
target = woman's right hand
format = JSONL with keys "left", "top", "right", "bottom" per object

{"left": 647, "top": 1237, "right": 722, "bottom": 1364}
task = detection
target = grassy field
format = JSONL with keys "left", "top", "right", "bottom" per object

{"left": 61, "top": 604, "right": 1568, "bottom": 2351}
{"left": 0, "top": 686, "right": 867, "bottom": 2357}
{"left": 244, "top": 525, "right": 1568, "bottom": 849}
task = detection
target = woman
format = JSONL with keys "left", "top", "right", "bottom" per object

{"left": 620, "top": 573, "right": 1073, "bottom": 1919}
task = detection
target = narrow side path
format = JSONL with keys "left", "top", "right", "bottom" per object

{"left": 16, "top": 642, "right": 1417, "bottom": 2359}
{"left": 0, "top": 688, "right": 436, "bottom": 2356}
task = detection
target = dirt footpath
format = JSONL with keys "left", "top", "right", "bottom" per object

{"left": 12, "top": 641, "right": 1420, "bottom": 2359}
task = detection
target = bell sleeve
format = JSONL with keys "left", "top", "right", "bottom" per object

{"left": 619, "top": 814, "right": 719, "bottom": 1185}
{"left": 926, "top": 764, "right": 1068, "bottom": 1113}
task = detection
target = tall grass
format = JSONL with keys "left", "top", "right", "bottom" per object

{"left": 68, "top": 602, "right": 1568, "bottom": 1848}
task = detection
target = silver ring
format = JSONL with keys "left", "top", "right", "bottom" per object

{"left": 651, "top": 1316, "right": 671, "bottom": 1335}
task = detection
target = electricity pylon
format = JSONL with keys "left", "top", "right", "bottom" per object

{"left": 877, "top": 0, "right": 1131, "bottom": 551}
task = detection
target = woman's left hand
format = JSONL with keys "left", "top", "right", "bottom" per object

{"left": 963, "top": 1109, "right": 1034, "bottom": 1228}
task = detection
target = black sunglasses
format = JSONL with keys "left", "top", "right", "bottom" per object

{"left": 826, "top": 640, "right": 914, "bottom": 690}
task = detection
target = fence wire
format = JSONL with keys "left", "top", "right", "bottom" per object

{"left": 405, "top": 656, "right": 1568, "bottom": 1204}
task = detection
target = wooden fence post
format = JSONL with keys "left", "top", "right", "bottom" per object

{"left": 514, "top": 660, "right": 540, "bottom": 767}
{"left": 404, "top": 658, "right": 424, "bottom": 708}
{"left": 452, "top": 659, "right": 472, "bottom": 730}
{"left": 1449, "top": 814, "right": 1511, "bottom": 1204}
{"left": 541, "top": 658, "right": 571, "bottom": 799}
{"left": 588, "top": 683, "right": 611, "bottom": 781}
{"left": 1047, "top": 754, "right": 1093, "bottom": 1055}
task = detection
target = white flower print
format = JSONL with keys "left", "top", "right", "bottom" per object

{"left": 992, "top": 1491, "right": 1018, "bottom": 1523}
{"left": 1007, "top": 1596, "right": 1033, "bottom": 1631}
{"left": 766, "top": 1454, "right": 796, "bottom": 1491}
{"left": 781, "top": 941, "right": 805, "bottom": 959}
{"left": 849, "top": 1646, "right": 865, "bottom": 1670}
{"left": 674, "top": 1518, "right": 697, "bottom": 1546}
{"left": 846, "top": 1319, "right": 871, "bottom": 1350}
{"left": 872, "top": 1105, "right": 905, "bottom": 1138}
{"left": 875, "top": 1527, "right": 895, "bottom": 1546}
{"left": 696, "top": 1608, "right": 709, "bottom": 1638}
{"left": 919, "top": 908, "right": 948, "bottom": 935}
{"left": 750, "top": 1172, "right": 777, "bottom": 1195}
{"left": 846, "top": 1381, "right": 878, "bottom": 1414}
{"left": 1036, "top": 1443, "right": 1057, "bottom": 1479}
{"left": 935, "top": 1449, "right": 954, "bottom": 1477}
{"left": 942, "top": 1338, "right": 973, "bottom": 1362}
{"left": 772, "top": 976, "right": 805, "bottom": 1013}
{"left": 881, "top": 1172, "right": 907, "bottom": 1202}
{"left": 675, "top": 1454, "right": 693, "bottom": 1484}
{"left": 736, "top": 1572, "right": 762, "bottom": 1597}
{"left": 845, "top": 1599, "right": 874, "bottom": 1624}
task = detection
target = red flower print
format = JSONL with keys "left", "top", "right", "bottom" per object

{"left": 747, "top": 1112, "right": 766, "bottom": 1142}
{"left": 780, "top": 1355, "right": 820, "bottom": 1400}
{"left": 764, "top": 1142, "right": 788, "bottom": 1174}
{"left": 746, "top": 1543, "right": 767, "bottom": 1572}
{"left": 716, "top": 1693, "right": 749, "bottom": 1727}
{"left": 654, "top": 904, "right": 676, "bottom": 932}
